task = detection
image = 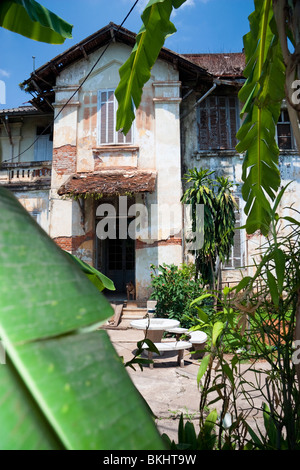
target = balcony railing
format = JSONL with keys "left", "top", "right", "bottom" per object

{"left": 0, "top": 160, "right": 52, "bottom": 190}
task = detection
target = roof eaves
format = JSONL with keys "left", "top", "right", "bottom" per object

{"left": 21, "top": 22, "right": 212, "bottom": 91}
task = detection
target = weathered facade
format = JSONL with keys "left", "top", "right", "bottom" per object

{"left": 1, "top": 23, "right": 299, "bottom": 303}
{"left": 180, "top": 52, "right": 300, "bottom": 285}
{"left": 0, "top": 106, "right": 53, "bottom": 233}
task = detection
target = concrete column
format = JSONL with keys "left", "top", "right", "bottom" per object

{"left": 153, "top": 81, "right": 183, "bottom": 264}
{"left": 49, "top": 85, "right": 84, "bottom": 254}
{"left": 135, "top": 81, "right": 183, "bottom": 302}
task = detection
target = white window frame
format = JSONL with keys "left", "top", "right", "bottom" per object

{"left": 97, "top": 89, "right": 133, "bottom": 146}
{"left": 276, "top": 108, "right": 296, "bottom": 151}
{"left": 223, "top": 195, "right": 245, "bottom": 270}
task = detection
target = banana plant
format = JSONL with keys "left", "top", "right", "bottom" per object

{"left": 236, "top": 0, "right": 286, "bottom": 236}
{"left": 0, "top": 188, "right": 165, "bottom": 450}
{"left": 115, "top": 0, "right": 187, "bottom": 135}
{"left": 0, "top": 0, "right": 73, "bottom": 44}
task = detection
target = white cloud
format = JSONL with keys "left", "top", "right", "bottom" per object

{"left": 0, "top": 69, "right": 10, "bottom": 78}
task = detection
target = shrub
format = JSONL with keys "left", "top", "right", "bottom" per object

{"left": 149, "top": 263, "right": 211, "bottom": 328}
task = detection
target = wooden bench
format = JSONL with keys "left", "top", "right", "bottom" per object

{"left": 143, "top": 340, "right": 192, "bottom": 368}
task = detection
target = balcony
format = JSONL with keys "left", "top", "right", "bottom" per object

{"left": 0, "top": 161, "right": 52, "bottom": 191}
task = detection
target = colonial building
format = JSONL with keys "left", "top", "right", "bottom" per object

{"left": 0, "top": 23, "right": 298, "bottom": 304}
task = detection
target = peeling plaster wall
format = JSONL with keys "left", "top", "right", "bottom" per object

{"left": 16, "top": 190, "right": 50, "bottom": 233}
{"left": 181, "top": 91, "right": 300, "bottom": 286}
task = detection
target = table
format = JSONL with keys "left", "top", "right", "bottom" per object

{"left": 130, "top": 318, "right": 180, "bottom": 343}
{"left": 130, "top": 318, "right": 193, "bottom": 367}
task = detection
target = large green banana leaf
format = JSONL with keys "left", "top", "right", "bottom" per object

{"left": 64, "top": 251, "right": 116, "bottom": 293}
{"left": 115, "top": 0, "right": 187, "bottom": 135}
{"left": 0, "top": 188, "right": 165, "bottom": 450}
{"left": 236, "top": 0, "right": 285, "bottom": 235}
{"left": 0, "top": 0, "right": 72, "bottom": 44}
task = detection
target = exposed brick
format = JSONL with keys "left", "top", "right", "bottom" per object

{"left": 53, "top": 230, "right": 94, "bottom": 253}
{"left": 53, "top": 144, "right": 77, "bottom": 176}
{"left": 136, "top": 237, "right": 182, "bottom": 250}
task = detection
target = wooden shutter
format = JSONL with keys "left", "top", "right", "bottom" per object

{"left": 98, "top": 90, "right": 133, "bottom": 145}
{"left": 34, "top": 135, "right": 53, "bottom": 161}
{"left": 198, "top": 96, "right": 239, "bottom": 150}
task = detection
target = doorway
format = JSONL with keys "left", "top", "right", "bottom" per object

{"left": 96, "top": 202, "right": 135, "bottom": 297}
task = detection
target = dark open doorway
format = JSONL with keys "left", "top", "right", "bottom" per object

{"left": 96, "top": 198, "right": 135, "bottom": 299}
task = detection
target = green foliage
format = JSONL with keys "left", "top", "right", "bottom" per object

{"left": 0, "top": 188, "right": 165, "bottom": 450}
{"left": 187, "top": 190, "right": 300, "bottom": 450}
{"left": 149, "top": 263, "right": 210, "bottom": 328}
{"left": 181, "top": 168, "right": 237, "bottom": 286}
{"left": 162, "top": 189, "right": 300, "bottom": 450}
{"left": 115, "top": 0, "right": 187, "bottom": 135}
{"left": 236, "top": 0, "right": 286, "bottom": 236}
{"left": 0, "top": 0, "right": 73, "bottom": 44}
{"left": 162, "top": 410, "right": 218, "bottom": 450}
{"left": 64, "top": 251, "right": 115, "bottom": 293}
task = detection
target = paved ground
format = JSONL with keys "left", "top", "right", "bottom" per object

{"left": 105, "top": 319, "right": 270, "bottom": 445}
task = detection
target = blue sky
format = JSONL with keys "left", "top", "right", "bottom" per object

{"left": 0, "top": 0, "right": 254, "bottom": 109}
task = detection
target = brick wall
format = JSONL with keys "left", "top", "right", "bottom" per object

{"left": 53, "top": 144, "right": 77, "bottom": 175}
{"left": 53, "top": 230, "right": 93, "bottom": 253}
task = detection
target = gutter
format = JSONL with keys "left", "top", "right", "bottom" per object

{"left": 180, "top": 77, "right": 245, "bottom": 120}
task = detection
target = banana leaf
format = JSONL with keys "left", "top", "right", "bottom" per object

{"left": 115, "top": 0, "right": 187, "bottom": 135}
{"left": 0, "top": 0, "right": 72, "bottom": 44}
{"left": 236, "top": 0, "right": 285, "bottom": 235}
{"left": 64, "top": 251, "right": 115, "bottom": 293}
{"left": 0, "top": 188, "right": 164, "bottom": 450}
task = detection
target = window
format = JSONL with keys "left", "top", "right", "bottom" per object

{"left": 97, "top": 89, "right": 132, "bottom": 145}
{"left": 29, "top": 210, "right": 41, "bottom": 225}
{"left": 197, "top": 95, "right": 239, "bottom": 150}
{"left": 276, "top": 109, "right": 295, "bottom": 150}
{"left": 224, "top": 196, "right": 245, "bottom": 269}
{"left": 34, "top": 126, "right": 53, "bottom": 161}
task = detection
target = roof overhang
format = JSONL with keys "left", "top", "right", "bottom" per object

{"left": 21, "top": 23, "right": 212, "bottom": 112}
{"left": 57, "top": 169, "right": 157, "bottom": 197}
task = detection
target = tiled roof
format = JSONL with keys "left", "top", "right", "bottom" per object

{"left": 0, "top": 106, "right": 42, "bottom": 115}
{"left": 183, "top": 52, "right": 245, "bottom": 78}
{"left": 58, "top": 169, "right": 157, "bottom": 197}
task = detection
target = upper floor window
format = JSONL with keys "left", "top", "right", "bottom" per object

{"left": 197, "top": 95, "right": 239, "bottom": 151}
{"left": 276, "top": 109, "right": 295, "bottom": 150}
{"left": 97, "top": 89, "right": 133, "bottom": 145}
{"left": 34, "top": 126, "right": 53, "bottom": 161}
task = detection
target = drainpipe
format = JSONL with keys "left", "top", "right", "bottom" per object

{"left": 180, "top": 82, "right": 217, "bottom": 120}
{"left": 180, "top": 76, "right": 244, "bottom": 120}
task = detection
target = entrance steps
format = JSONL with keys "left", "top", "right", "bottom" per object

{"left": 122, "top": 302, "right": 147, "bottom": 319}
